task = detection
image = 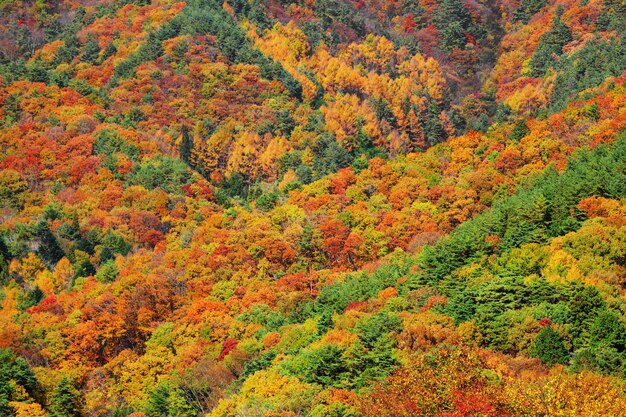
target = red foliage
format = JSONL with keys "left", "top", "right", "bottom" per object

{"left": 538, "top": 318, "right": 553, "bottom": 327}
{"left": 26, "top": 295, "right": 64, "bottom": 315}
{"left": 403, "top": 15, "right": 417, "bottom": 33}
{"left": 219, "top": 338, "right": 238, "bottom": 361}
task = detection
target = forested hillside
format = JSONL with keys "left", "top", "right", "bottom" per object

{"left": 0, "top": 0, "right": 625, "bottom": 416}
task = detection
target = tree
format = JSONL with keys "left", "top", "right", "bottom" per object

{"left": 95, "top": 260, "right": 119, "bottom": 283}
{"left": 81, "top": 38, "right": 100, "bottom": 64}
{"left": 180, "top": 125, "right": 194, "bottom": 166}
{"left": 0, "top": 349, "right": 37, "bottom": 416}
{"left": 36, "top": 221, "right": 65, "bottom": 268}
{"left": 529, "top": 11, "right": 573, "bottom": 77}
{"left": 530, "top": 326, "right": 569, "bottom": 365}
{"left": 589, "top": 310, "right": 626, "bottom": 351}
{"left": 432, "top": 0, "right": 474, "bottom": 51}
{"left": 292, "top": 344, "right": 349, "bottom": 387}
{"left": 49, "top": 377, "right": 81, "bottom": 417}
{"left": 0, "top": 170, "right": 29, "bottom": 209}
{"left": 145, "top": 382, "right": 197, "bottom": 417}
{"left": 513, "top": 0, "right": 547, "bottom": 23}
{"left": 510, "top": 119, "right": 530, "bottom": 141}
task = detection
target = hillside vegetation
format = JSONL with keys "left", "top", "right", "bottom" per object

{"left": 0, "top": 0, "right": 625, "bottom": 416}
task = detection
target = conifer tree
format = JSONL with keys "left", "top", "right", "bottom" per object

{"left": 49, "top": 377, "right": 81, "bottom": 417}
{"left": 180, "top": 125, "right": 193, "bottom": 166}
{"left": 530, "top": 326, "right": 569, "bottom": 365}
{"left": 530, "top": 9, "right": 573, "bottom": 77}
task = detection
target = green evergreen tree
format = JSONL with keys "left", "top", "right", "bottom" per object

{"left": 26, "top": 60, "right": 49, "bottom": 83}
{"left": 95, "top": 260, "right": 119, "bottom": 283}
{"left": 529, "top": 11, "right": 573, "bottom": 77}
{"left": 432, "top": 0, "right": 473, "bottom": 50}
{"left": 180, "top": 125, "right": 193, "bottom": 166}
{"left": 424, "top": 101, "right": 446, "bottom": 146}
{"left": 531, "top": 326, "right": 569, "bottom": 365}
{"left": 513, "top": 0, "right": 547, "bottom": 23}
{"left": 81, "top": 38, "right": 100, "bottom": 64}
{"left": 589, "top": 310, "right": 626, "bottom": 350}
{"left": 145, "top": 382, "right": 197, "bottom": 417}
{"left": 36, "top": 221, "right": 65, "bottom": 267}
{"left": 100, "top": 41, "right": 117, "bottom": 63}
{"left": 0, "top": 348, "right": 37, "bottom": 416}
{"left": 510, "top": 118, "right": 530, "bottom": 141}
{"left": 49, "top": 376, "right": 81, "bottom": 417}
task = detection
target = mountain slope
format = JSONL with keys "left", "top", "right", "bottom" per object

{"left": 0, "top": 0, "right": 625, "bottom": 416}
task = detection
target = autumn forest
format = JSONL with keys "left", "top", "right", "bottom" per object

{"left": 0, "top": 0, "right": 625, "bottom": 415}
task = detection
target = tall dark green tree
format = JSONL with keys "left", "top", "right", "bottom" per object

{"left": 0, "top": 348, "right": 38, "bottom": 416}
{"left": 49, "top": 377, "right": 81, "bottom": 417}
{"left": 510, "top": 118, "right": 530, "bottom": 141}
{"left": 529, "top": 10, "right": 573, "bottom": 77}
{"left": 180, "top": 125, "right": 193, "bottom": 166}
{"left": 81, "top": 38, "right": 100, "bottom": 64}
{"left": 432, "top": 0, "right": 474, "bottom": 51}
{"left": 513, "top": 0, "right": 547, "bottom": 23}
{"left": 36, "top": 221, "right": 65, "bottom": 267}
{"left": 144, "top": 381, "right": 197, "bottom": 417}
{"left": 530, "top": 326, "right": 569, "bottom": 365}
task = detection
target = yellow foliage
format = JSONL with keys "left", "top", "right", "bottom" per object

{"left": 9, "top": 402, "right": 48, "bottom": 417}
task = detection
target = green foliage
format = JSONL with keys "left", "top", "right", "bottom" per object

{"left": 145, "top": 381, "right": 198, "bottom": 417}
{"left": 345, "top": 334, "right": 398, "bottom": 387}
{"left": 567, "top": 284, "right": 605, "bottom": 340}
{"left": 530, "top": 326, "right": 569, "bottom": 365}
{"left": 81, "top": 38, "right": 100, "bottom": 64}
{"left": 25, "top": 60, "right": 49, "bottom": 83}
{"left": 405, "top": 133, "right": 626, "bottom": 364}
{"left": 588, "top": 310, "right": 626, "bottom": 351}
{"left": 95, "top": 260, "right": 119, "bottom": 283}
{"left": 287, "top": 344, "right": 350, "bottom": 387}
{"left": 550, "top": 36, "right": 626, "bottom": 111}
{"left": 529, "top": 13, "right": 573, "bottom": 77}
{"left": 432, "top": 0, "right": 483, "bottom": 51}
{"left": 238, "top": 303, "right": 286, "bottom": 332}
{"left": 111, "top": 0, "right": 301, "bottom": 97}
{"left": 355, "top": 313, "right": 402, "bottom": 349}
{"left": 93, "top": 129, "right": 139, "bottom": 160}
{"left": 49, "top": 376, "right": 81, "bottom": 417}
{"left": 242, "top": 350, "right": 278, "bottom": 377}
{"left": 313, "top": 262, "right": 409, "bottom": 320}
{"left": 179, "top": 125, "right": 193, "bottom": 166}
{"left": 127, "top": 155, "right": 191, "bottom": 194}
{"left": 284, "top": 312, "right": 401, "bottom": 389}
{"left": 0, "top": 348, "right": 37, "bottom": 416}
{"left": 35, "top": 221, "right": 65, "bottom": 267}
{"left": 17, "top": 286, "right": 44, "bottom": 311}
{"left": 423, "top": 101, "right": 446, "bottom": 146}
{"left": 510, "top": 119, "right": 529, "bottom": 141}
{"left": 255, "top": 191, "right": 280, "bottom": 212}
{"left": 100, "top": 41, "right": 118, "bottom": 62}
{"left": 419, "top": 134, "right": 626, "bottom": 285}
{"left": 513, "top": 0, "right": 547, "bottom": 23}
{"left": 571, "top": 345, "right": 626, "bottom": 377}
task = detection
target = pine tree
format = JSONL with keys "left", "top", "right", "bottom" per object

{"left": 100, "top": 41, "right": 117, "bottom": 63}
{"left": 529, "top": 10, "right": 573, "bottom": 77}
{"left": 531, "top": 326, "right": 569, "bottom": 365}
{"left": 36, "top": 221, "right": 65, "bottom": 267}
{"left": 180, "top": 125, "right": 193, "bottom": 166}
{"left": 81, "top": 38, "right": 100, "bottom": 64}
{"left": 432, "top": 0, "right": 473, "bottom": 51}
{"left": 0, "top": 348, "right": 37, "bottom": 415}
{"left": 510, "top": 119, "right": 530, "bottom": 141}
{"left": 49, "top": 376, "right": 81, "bottom": 417}
{"left": 513, "top": 0, "right": 547, "bottom": 23}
